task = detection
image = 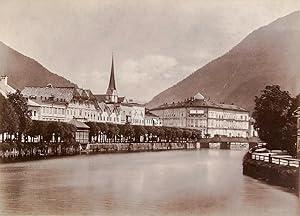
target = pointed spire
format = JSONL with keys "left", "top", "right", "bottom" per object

{"left": 107, "top": 54, "right": 116, "bottom": 91}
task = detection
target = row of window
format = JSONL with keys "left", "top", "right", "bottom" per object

{"left": 208, "top": 111, "right": 248, "bottom": 121}
{"left": 208, "top": 129, "right": 247, "bottom": 138}
{"left": 187, "top": 119, "right": 207, "bottom": 128}
{"left": 42, "top": 107, "right": 65, "bottom": 115}
{"left": 208, "top": 119, "right": 248, "bottom": 129}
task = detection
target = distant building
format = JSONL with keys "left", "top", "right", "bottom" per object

{"left": 1, "top": 57, "right": 164, "bottom": 145}
{"left": 20, "top": 55, "right": 155, "bottom": 127}
{"left": 150, "top": 93, "right": 250, "bottom": 138}
{"left": 94, "top": 55, "right": 147, "bottom": 126}
{"left": 21, "top": 85, "right": 99, "bottom": 122}
{"left": 0, "top": 75, "right": 15, "bottom": 97}
{"left": 145, "top": 110, "right": 162, "bottom": 127}
{"left": 69, "top": 119, "right": 90, "bottom": 144}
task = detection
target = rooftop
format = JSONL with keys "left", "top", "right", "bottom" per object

{"left": 69, "top": 119, "right": 90, "bottom": 129}
{"left": 22, "top": 85, "right": 97, "bottom": 106}
{"left": 151, "top": 92, "right": 248, "bottom": 112}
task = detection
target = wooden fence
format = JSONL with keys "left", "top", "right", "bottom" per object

{"left": 251, "top": 152, "right": 300, "bottom": 168}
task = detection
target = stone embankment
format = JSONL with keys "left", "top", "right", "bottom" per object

{"left": 0, "top": 141, "right": 250, "bottom": 163}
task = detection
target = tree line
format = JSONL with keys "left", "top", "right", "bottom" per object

{"left": 0, "top": 91, "right": 78, "bottom": 153}
{"left": 86, "top": 122, "right": 202, "bottom": 143}
{"left": 0, "top": 91, "right": 202, "bottom": 152}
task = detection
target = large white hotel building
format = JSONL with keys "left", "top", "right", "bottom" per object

{"left": 150, "top": 93, "right": 250, "bottom": 138}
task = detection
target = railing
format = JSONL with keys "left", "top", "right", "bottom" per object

{"left": 251, "top": 152, "right": 300, "bottom": 168}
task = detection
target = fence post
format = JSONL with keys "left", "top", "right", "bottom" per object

{"left": 298, "top": 163, "right": 300, "bottom": 197}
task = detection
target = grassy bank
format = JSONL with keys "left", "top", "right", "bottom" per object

{"left": 243, "top": 153, "right": 299, "bottom": 194}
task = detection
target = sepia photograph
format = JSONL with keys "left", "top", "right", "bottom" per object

{"left": 0, "top": 0, "right": 300, "bottom": 215}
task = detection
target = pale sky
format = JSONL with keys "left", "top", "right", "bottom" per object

{"left": 0, "top": 0, "right": 299, "bottom": 102}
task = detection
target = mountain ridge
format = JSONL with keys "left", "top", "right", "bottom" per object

{"left": 0, "top": 41, "right": 77, "bottom": 90}
{"left": 147, "top": 11, "right": 300, "bottom": 112}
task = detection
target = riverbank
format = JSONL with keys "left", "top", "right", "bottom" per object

{"left": 243, "top": 152, "right": 299, "bottom": 195}
{"left": 0, "top": 141, "right": 250, "bottom": 163}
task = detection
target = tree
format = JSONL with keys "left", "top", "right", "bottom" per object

{"left": 0, "top": 95, "right": 19, "bottom": 140}
{"left": 7, "top": 90, "right": 32, "bottom": 141}
{"left": 124, "top": 123, "right": 135, "bottom": 142}
{"left": 107, "top": 123, "right": 119, "bottom": 142}
{"left": 183, "top": 129, "right": 192, "bottom": 141}
{"left": 156, "top": 127, "right": 165, "bottom": 142}
{"left": 27, "top": 120, "right": 42, "bottom": 142}
{"left": 253, "top": 85, "right": 297, "bottom": 155}
{"left": 62, "top": 123, "right": 76, "bottom": 143}
{"left": 133, "top": 125, "right": 147, "bottom": 142}
{"left": 164, "top": 127, "right": 172, "bottom": 142}
{"left": 176, "top": 128, "right": 183, "bottom": 142}
{"left": 86, "top": 122, "right": 99, "bottom": 142}
{"left": 192, "top": 129, "right": 202, "bottom": 141}
{"left": 98, "top": 122, "right": 108, "bottom": 142}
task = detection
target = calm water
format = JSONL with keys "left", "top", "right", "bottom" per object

{"left": 0, "top": 150, "right": 299, "bottom": 216}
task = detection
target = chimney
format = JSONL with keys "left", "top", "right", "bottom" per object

{"left": 0, "top": 75, "right": 8, "bottom": 85}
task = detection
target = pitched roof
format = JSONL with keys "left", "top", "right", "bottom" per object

{"left": 0, "top": 81, "right": 16, "bottom": 98}
{"left": 68, "top": 119, "right": 90, "bottom": 129}
{"left": 27, "top": 99, "right": 41, "bottom": 107}
{"left": 117, "top": 96, "right": 127, "bottom": 103}
{"left": 193, "top": 92, "right": 205, "bottom": 100}
{"left": 22, "top": 86, "right": 74, "bottom": 103}
{"left": 22, "top": 86, "right": 98, "bottom": 108}
{"left": 151, "top": 98, "right": 247, "bottom": 112}
{"left": 106, "top": 103, "right": 120, "bottom": 114}
{"left": 145, "top": 111, "right": 159, "bottom": 118}
{"left": 95, "top": 94, "right": 107, "bottom": 103}
{"left": 97, "top": 101, "right": 107, "bottom": 112}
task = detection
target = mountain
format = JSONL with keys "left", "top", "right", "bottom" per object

{"left": 147, "top": 11, "right": 300, "bottom": 112}
{"left": 0, "top": 41, "right": 76, "bottom": 90}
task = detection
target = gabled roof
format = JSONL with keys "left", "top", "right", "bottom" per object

{"left": 193, "top": 92, "right": 205, "bottom": 100}
{"left": 106, "top": 103, "right": 121, "bottom": 114}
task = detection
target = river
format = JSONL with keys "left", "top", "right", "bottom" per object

{"left": 0, "top": 150, "right": 299, "bottom": 216}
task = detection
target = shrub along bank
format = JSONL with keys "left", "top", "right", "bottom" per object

{"left": 243, "top": 153, "right": 299, "bottom": 194}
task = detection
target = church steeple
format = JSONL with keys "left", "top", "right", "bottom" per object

{"left": 108, "top": 55, "right": 116, "bottom": 91}
{"left": 106, "top": 54, "right": 118, "bottom": 103}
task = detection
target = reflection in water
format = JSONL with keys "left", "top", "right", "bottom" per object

{"left": 0, "top": 150, "right": 299, "bottom": 216}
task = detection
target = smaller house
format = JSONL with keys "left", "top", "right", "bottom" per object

{"left": 145, "top": 110, "right": 162, "bottom": 127}
{"left": 69, "top": 119, "right": 90, "bottom": 144}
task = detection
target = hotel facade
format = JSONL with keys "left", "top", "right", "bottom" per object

{"left": 150, "top": 93, "right": 250, "bottom": 138}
